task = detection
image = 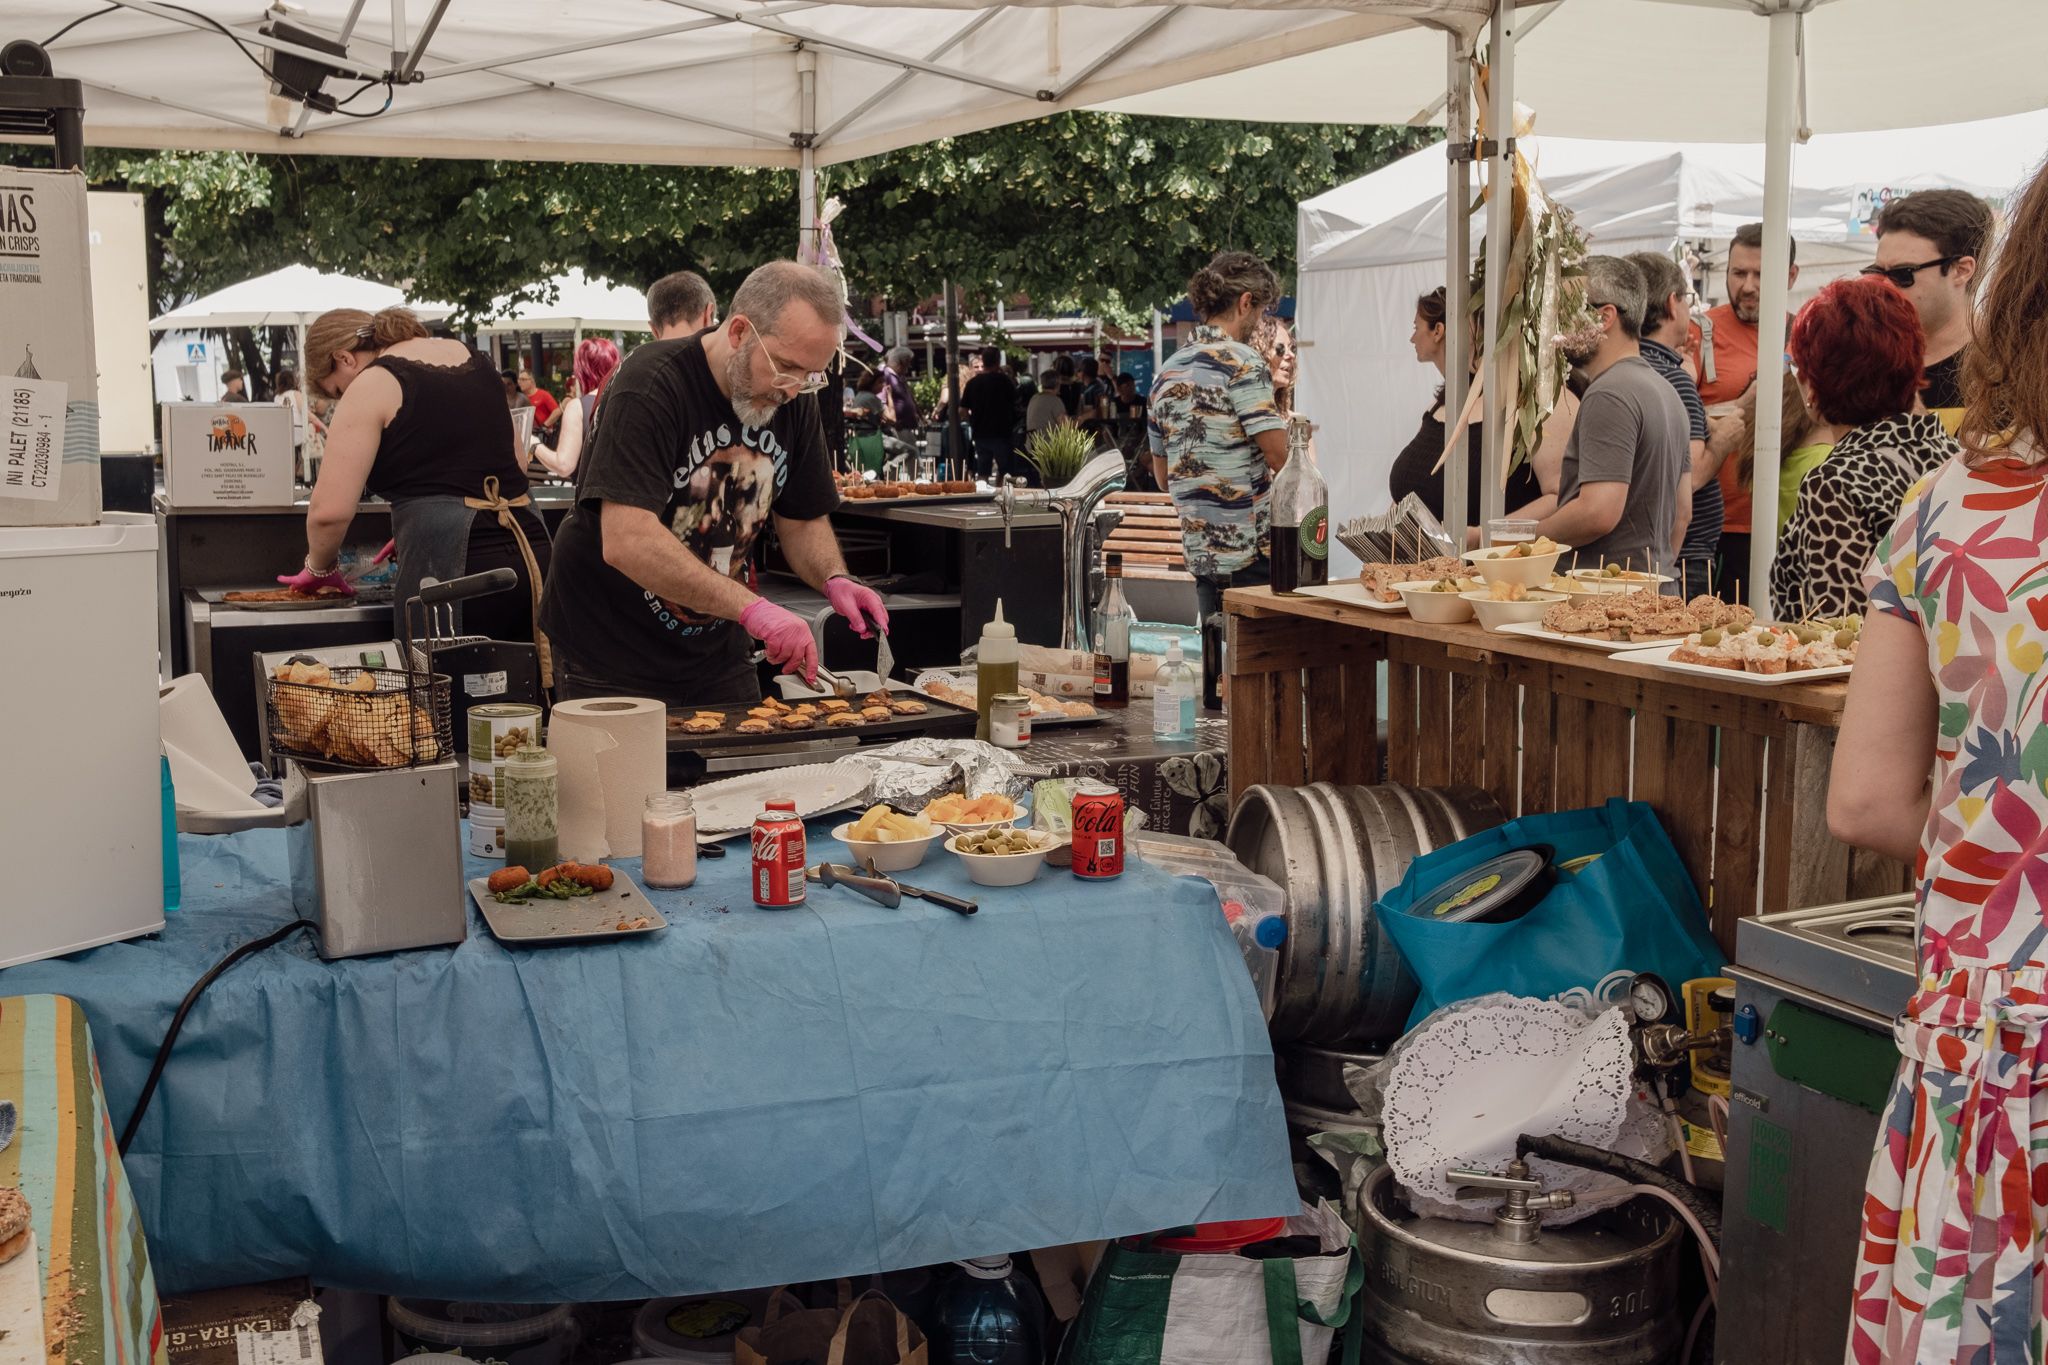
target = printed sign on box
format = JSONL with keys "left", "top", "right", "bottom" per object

{"left": 163, "top": 402, "right": 295, "bottom": 509}
{"left": 3, "top": 376, "right": 65, "bottom": 503}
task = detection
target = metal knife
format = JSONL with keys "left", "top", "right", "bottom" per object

{"left": 861, "top": 857, "right": 978, "bottom": 916}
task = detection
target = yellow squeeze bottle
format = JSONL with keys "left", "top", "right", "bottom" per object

{"left": 976, "top": 599, "right": 1020, "bottom": 741}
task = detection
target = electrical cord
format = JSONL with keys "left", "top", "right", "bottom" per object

{"left": 117, "top": 918, "right": 319, "bottom": 1156}
{"left": 43, "top": 4, "right": 119, "bottom": 46}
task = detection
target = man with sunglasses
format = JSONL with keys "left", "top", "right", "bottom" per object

{"left": 540, "top": 260, "right": 887, "bottom": 705}
{"left": 1869, "top": 189, "right": 1995, "bottom": 432}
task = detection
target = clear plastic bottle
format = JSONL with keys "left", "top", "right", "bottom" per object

{"left": 1152, "top": 639, "right": 1196, "bottom": 739}
{"left": 1231, "top": 913, "right": 1289, "bottom": 1016}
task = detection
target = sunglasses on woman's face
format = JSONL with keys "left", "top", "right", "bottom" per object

{"left": 1860, "top": 256, "right": 1959, "bottom": 290}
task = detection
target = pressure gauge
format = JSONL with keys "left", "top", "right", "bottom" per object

{"left": 1628, "top": 972, "right": 1678, "bottom": 1026}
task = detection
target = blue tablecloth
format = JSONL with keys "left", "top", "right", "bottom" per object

{"left": 0, "top": 823, "right": 1295, "bottom": 1300}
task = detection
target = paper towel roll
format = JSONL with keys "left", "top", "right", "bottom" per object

{"left": 160, "top": 674, "right": 268, "bottom": 814}
{"left": 547, "top": 697, "right": 665, "bottom": 860}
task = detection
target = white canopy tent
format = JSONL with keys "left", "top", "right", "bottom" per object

{"left": 473, "top": 269, "right": 651, "bottom": 337}
{"left": 1298, "top": 110, "right": 2048, "bottom": 577}
{"left": 146, "top": 263, "right": 453, "bottom": 331}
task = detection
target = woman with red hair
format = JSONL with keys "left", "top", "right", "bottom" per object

{"left": 535, "top": 337, "right": 622, "bottom": 480}
{"left": 1769, "top": 277, "right": 1962, "bottom": 619}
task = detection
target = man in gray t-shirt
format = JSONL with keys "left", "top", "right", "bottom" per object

{"left": 1511, "top": 256, "right": 1691, "bottom": 575}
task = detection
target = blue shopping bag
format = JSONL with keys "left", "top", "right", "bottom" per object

{"left": 1376, "top": 800, "right": 1726, "bottom": 1029}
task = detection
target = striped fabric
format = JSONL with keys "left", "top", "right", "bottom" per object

{"left": 0, "top": 996, "right": 166, "bottom": 1365}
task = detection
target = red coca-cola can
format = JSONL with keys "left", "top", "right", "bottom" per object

{"left": 1071, "top": 780, "right": 1125, "bottom": 880}
{"left": 752, "top": 801, "right": 807, "bottom": 907}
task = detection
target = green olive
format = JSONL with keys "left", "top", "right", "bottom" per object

{"left": 1603, "top": 563, "right": 1622, "bottom": 578}
{"left": 1834, "top": 629, "right": 1858, "bottom": 649}
{"left": 1794, "top": 624, "right": 1824, "bottom": 644}
{"left": 1698, "top": 629, "right": 1722, "bottom": 646}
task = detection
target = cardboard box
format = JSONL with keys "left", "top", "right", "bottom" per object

{"left": 0, "top": 167, "right": 101, "bottom": 528}
{"left": 163, "top": 402, "right": 295, "bottom": 509}
{"left": 161, "top": 1278, "right": 317, "bottom": 1365}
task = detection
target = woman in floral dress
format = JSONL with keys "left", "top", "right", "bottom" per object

{"left": 1830, "top": 165, "right": 2048, "bottom": 1363}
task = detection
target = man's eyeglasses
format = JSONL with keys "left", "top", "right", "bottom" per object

{"left": 756, "top": 336, "right": 831, "bottom": 395}
{"left": 1860, "top": 256, "right": 1960, "bottom": 290}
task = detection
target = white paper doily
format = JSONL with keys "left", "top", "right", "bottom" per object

{"left": 1382, "top": 994, "right": 1634, "bottom": 1221}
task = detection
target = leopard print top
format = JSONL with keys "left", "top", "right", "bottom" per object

{"left": 1770, "top": 412, "right": 1962, "bottom": 620}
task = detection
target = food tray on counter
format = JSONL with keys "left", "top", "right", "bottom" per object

{"left": 1294, "top": 582, "right": 1409, "bottom": 612}
{"left": 1610, "top": 642, "right": 1856, "bottom": 685}
{"left": 664, "top": 684, "right": 976, "bottom": 751}
{"left": 468, "top": 869, "right": 667, "bottom": 945}
{"left": 909, "top": 672, "right": 1109, "bottom": 730}
{"left": 200, "top": 584, "right": 394, "bottom": 611}
{"left": 1493, "top": 620, "right": 1688, "bottom": 653}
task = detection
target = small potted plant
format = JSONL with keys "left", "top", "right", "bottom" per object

{"left": 1021, "top": 423, "right": 1098, "bottom": 489}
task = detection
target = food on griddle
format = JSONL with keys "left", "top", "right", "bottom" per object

{"left": 681, "top": 717, "right": 724, "bottom": 734}
{"left": 850, "top": 804, "right": 936, "bottom": 842}
{"left": 225, "top": 586, "right": 347, "bottom": 603}
{"left": 818, "top": 699, "right": 851, "bottom": 714}
{"left": 759, "top": 697, "right": 792, "bottom": 714}
{"left": 826, "top": 712, "right": 864, "bottom": 728}
{"left": 487, "top": 865, "right": 531, "bottom": 893}
{"left": 777, "top": 713, "right": 816, "bottom": 731}
{"left": 746, "top": 706, "right": 779, "bottom": 720}
{"left": 924, "top": 792, "right": 1017, "bottom": 824}
{"left": 955, "top": 827, "right": 1044, "bottom": 855}
{"left": 860, "top": 705, "right": 894, "bottom": 723}
{"left": 691, "top": 710, "right": 723, "bottom": 721}
{"left": 792, "top": 703, "right": 819, "bottom": 717}
{"left": 889, "top": 699, "right": 928, "bottom": 716}
{"left": 737, "top": 718, "right": 774, "bottom": 734}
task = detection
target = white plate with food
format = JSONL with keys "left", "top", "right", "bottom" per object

{"left": 921, "top": 791, "right": 1024, "bottom": 832}
{"left": 946, "top": 827, "right": 1060, "bottom": 886}
{"left": 469, "top": 864, "right": 666, "bottom": 945}
{"left": 1296, "top": 581, "right": 1411, "bottom": 612}
{"left": 1566, "top": 567, "right": 1676, "bottom": 589}
{"left": 832, "top": 804, "right": 944, "bottom": 872}
{"left": 1612, "top": 642, "right": 1855, "bottom": 684}
{"left": 911, "top": 672, "right": 1105, "bottom": 727}
{"left": 1613, "top": 621, "right": 1861, "bottom": 684}
{"left": 693, "top": 758, "right": 874, "bottom": 835}
{"left": 1494, "top": 620, "right": 1691, "bottom": 653}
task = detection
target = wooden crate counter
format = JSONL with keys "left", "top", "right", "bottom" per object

{"left": 1223, "top": 586, "right": 1910, "bottom": 954}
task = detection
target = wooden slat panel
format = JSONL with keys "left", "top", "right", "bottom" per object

{"left": 1338, "top": 659, "right": 1381, "bottom": 787}
{"left": 1631, "top": 712, "right": 1672, "bottom": 813}
{"left": 1231, "top": 614, "right": 1377, "bottom": 675}
{"left": 1417, "top": 666, "right": 1453, "bottom": 788}
{"left": 1227, "top": 670, "right": 1277, "bottom": 801}
{"left": 1386, "top": 660, "right": 1419, "bottom": 786}
{"left": 1482, "top": 672, "right": 1520, "bottom": 817}
{"left": 1712, "top": 728, "right": 1769, "bottom": 956}
{"left": 1781, "top": 724, "right": 1851, "bottom": 908}
{"left": 1761, "top": 730, "right": 1795, "bottom": 914}
{"left": 1449, "top": 674, "right": 1482, "bottom": 790}
{"left": 1585, "top": 700, "right": 1633, "bottom": 803}
{"left": 1520, "top": 679, "right": 1557, "bottom": 817}
{"left": 1663, "top": 720, "right": 1717, "bottom": 904}
{"left": 1271, "top": 669, "right": 1308, "bottom": 789}
{"left": 1551, "top": 695, "right": 1595, "bottom": 810}
{"left": 1304, "top": 665, "right": 1349, "bottom": 785}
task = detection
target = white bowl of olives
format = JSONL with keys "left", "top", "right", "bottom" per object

{"left": 1395, "top": 579, "right": 1480, "bottom": 624}
{"left": 945, "top": 827, "right": 1060, "bottom": 887}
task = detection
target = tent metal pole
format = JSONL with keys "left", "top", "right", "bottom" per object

{"left": 945, "top": 278, "right": 963, "bottom": 478}
{"left": 295, "top": 321, "right": 310, "bottom": 483}
{"left": 1151, "top": 309, "right": 1163, "bottom": 371}
{"left": 388, "top": 0, "right": 406, "bottom": 71}
{"left": 1442, "top": 30, "right": 1473, "bottom": 548}
{"left": 798, "top": 49, "right": 819, "bottom": 252}
{"left": 1748, "top": 3, "right": 1805, "bottom": 615}
{"left": 1478, "top": 0, "right": 1516, "bottom": 532}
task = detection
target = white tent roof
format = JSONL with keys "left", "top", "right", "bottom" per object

{"left": 474, "top": 270, "right": 651, "bottom": 333}
{"left": 1105, "top": 0, "right": 2048, "bottom": 139}
{"left": 147, "top": 264, "right": 454, "bottom": 330}
{"left": 20, "top": 0, "right": 1487, "bottom": 168}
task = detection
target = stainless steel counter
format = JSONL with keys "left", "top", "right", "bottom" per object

{"left": 835, "top": 500, "right": 1058, "bottom": 531}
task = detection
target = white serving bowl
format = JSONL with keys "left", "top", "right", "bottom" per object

{"left": 1462, "top": 543, "right": 1570, "bottom": 588}
{"left": 831, "top": 820, "right": 943, "bottom": 872}
{"left": 945, "top": 829, "right": 1058, "bottom": 886}
{"left": 1394, "top": 580, "right": 1478, "bottom": 625}
{"left": 1461, "top": 588, "right": 1568, "bottom": 632}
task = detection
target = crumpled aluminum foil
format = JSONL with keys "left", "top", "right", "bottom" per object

{"left": 845, "top": 738, "right": 1036, "bottom": 810}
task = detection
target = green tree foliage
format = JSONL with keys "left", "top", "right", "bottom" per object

{"left": 70, "top": 114, "right": 1430, "bottom": 327}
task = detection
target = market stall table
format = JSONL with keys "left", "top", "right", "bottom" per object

{"left": 0, "top": 995, "right": 167, "bottom": 1365}
{"left": 1223, "top": 587, "right": 1910, "bottom": 953}
{"left": 0, "top": 823, "right": 1293, "bottom": 1301}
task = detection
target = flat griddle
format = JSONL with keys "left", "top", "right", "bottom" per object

{"left": 666, "top": 685, "right": 977, "bottom": 751}
{"left": 836, "top": 490, "right": 994, "bottom": 508}
{"left": 200, "top": 584, "right": 394, "bottom": 612}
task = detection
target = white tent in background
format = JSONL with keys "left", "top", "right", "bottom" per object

{"left": 147, "top": 264, "right": 453, "bottom": 331}
{"left": 474, "top": 270, "right": 651, "bottom": 337}
{"left": 1296, "top": 108, "right": 2048, "bottom": 577}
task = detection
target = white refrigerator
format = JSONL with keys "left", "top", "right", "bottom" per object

{"left": 0, "top": 513, "right": 166, "bottom": 965}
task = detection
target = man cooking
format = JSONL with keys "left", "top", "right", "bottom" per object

{"left": 539, "top": 261, "right": 888, "bottom": 705}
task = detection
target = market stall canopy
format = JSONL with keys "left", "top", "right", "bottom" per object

{"left": 1099, "top": 0, "right": 2048, "bottom": 138}
{"left": 18, "top": 0, "right": 1490, "bottom": 168}
{"left": 147, "top": 264, "right": 453, "bottom": 330}
{"left": 1294, "top": 108, "right": 2048, "bottom": 576}
{"left": 473, "top": 269, "right": 650, "bottom": 334}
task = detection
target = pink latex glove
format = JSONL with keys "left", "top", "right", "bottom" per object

{"left": 740, "top": 599, "right": 820, "bottom": 684}
{"left": 276, "top": 564, "right": 354, "bottom": 596}
{"left": 825, "top": 575, "right": 891, "bottom": 639}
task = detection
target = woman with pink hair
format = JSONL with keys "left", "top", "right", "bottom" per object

{"left": 536, "top": 337, "right": 622, "bottom": 479}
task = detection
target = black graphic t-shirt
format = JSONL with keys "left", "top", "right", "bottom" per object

{"left": 1922, "top": 348, "right": 1966, "bottom": 418}
{"left": 540, "top": 336, "right": 839, "bottom": 691}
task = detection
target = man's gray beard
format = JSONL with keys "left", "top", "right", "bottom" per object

{"left": 726, "top": 347, "right": 781, "bottom": 429}
{"left": 1733, "top": 299, "right": 1760, "bottom": 325}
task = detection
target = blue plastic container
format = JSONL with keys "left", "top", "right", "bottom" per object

{"left": 160, "top": 755, "right": 181, "bottom": 914}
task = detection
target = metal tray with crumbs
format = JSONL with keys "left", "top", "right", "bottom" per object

{"left": 468, "top": 869, "right": 668, "bottom": 945}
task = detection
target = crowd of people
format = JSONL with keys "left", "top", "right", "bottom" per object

{"left": 1382, "top": 189, "right": 1995, "bottom": 621}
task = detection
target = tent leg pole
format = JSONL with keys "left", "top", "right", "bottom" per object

{"left": 1151, "top": 308, "right": 1163, "bottom": 371}
{"left": 1748, "top": 3, "right": 1803, "bottom": 616}
{"left": 1478, "top": 0, "right": 1515, "bottom": 534}
{"left": 1442, "top": 30, "right": 1473, "bottom": 548}
{"left": 295, "top": 321, "right": 309, "bottom": 483}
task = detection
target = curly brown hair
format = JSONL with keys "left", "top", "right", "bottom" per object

{"left": 1959, "top": 165, "right": 2040, "bottom": 458}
